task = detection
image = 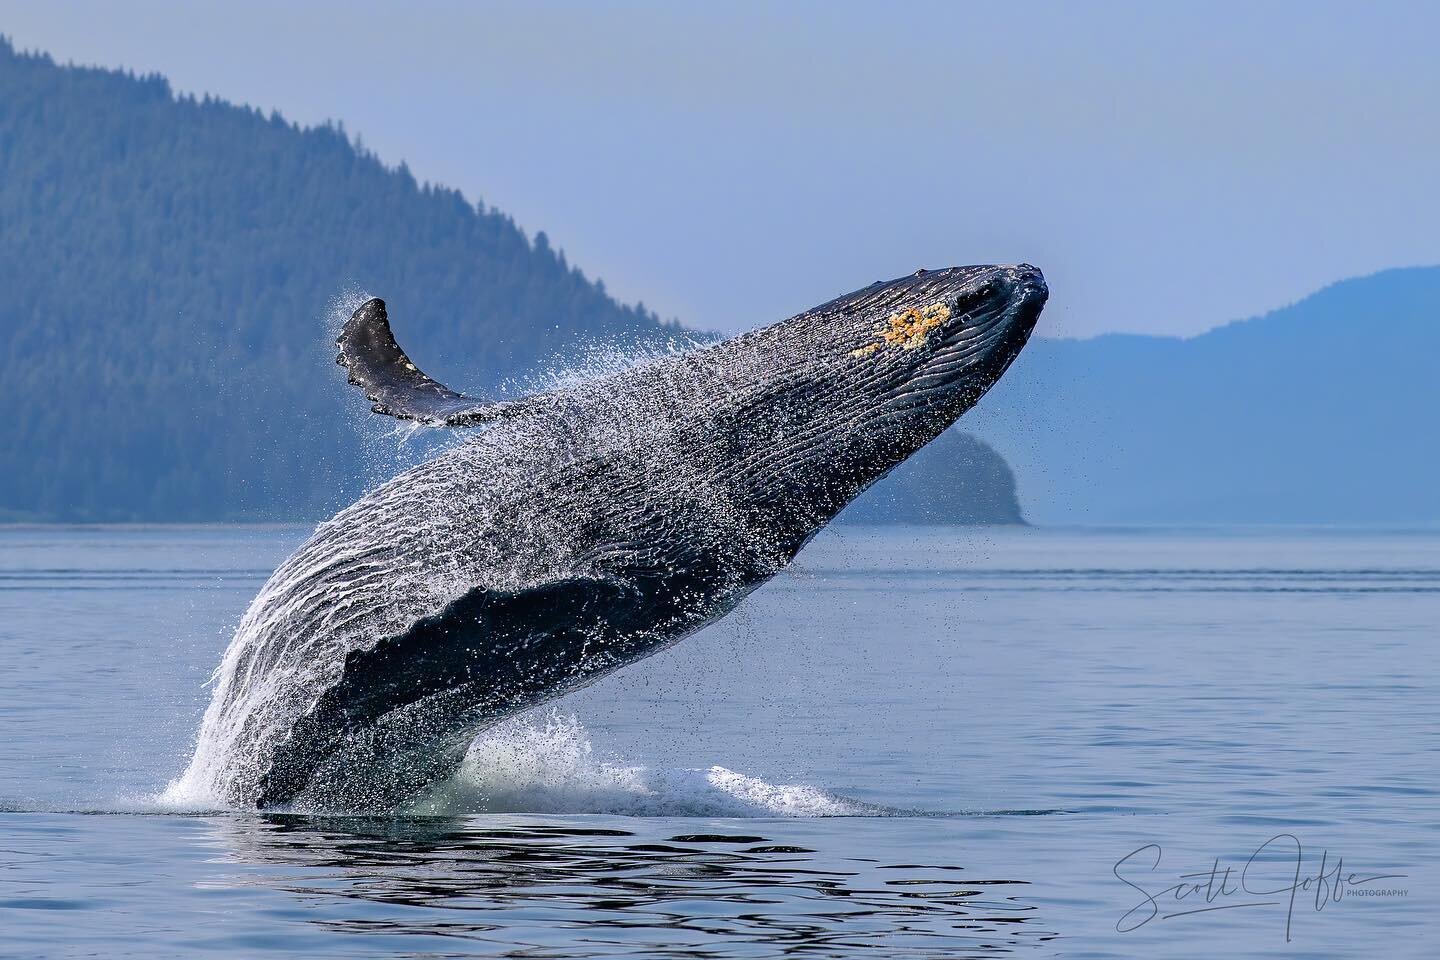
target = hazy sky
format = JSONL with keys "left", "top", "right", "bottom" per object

{"left": 4, "top": 1, "right": 1437, "bottom": 337}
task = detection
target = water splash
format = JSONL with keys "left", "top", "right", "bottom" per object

{"left": 409, "top": 711, "right": 882, "bottom": 818}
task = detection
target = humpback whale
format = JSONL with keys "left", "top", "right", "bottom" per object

{"left": 173, "top": 264, "right": 1047, "bottom": 810}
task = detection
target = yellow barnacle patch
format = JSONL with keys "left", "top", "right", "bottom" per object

{"left": 850, "top": 301, "right": 953, "bottom": 357}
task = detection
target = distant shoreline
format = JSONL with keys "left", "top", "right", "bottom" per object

{"left": 4, "top": 522, "right": 1439, "bottom": 534}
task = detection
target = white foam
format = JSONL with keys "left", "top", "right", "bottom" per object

{"left": 409, "top": 711, "right": 878, "bottom": 818}
{"left": 154, "top": 774, "right": 232, "bottom": 814}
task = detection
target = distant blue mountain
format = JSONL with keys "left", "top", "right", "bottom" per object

{"left": 967, "top": 267, "right": 1439, "bottom": 523}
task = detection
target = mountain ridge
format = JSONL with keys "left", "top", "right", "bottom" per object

{"left": 967, "top": 265, "right": 1439, "bottom": 523}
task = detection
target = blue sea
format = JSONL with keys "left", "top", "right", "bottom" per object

{"left": 0, "top": 524, "right": 1434, "bottom": 958}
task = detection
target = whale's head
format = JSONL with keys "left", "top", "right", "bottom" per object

{"left": 719, "top": 264, "right": 1047, "bottom": 548}
{"left": 826, "top": 263, "right": 1047, "bottom": 420}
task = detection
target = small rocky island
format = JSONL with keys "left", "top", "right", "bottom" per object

{"left": 839, "top": 429, "right": 1025, "bottom": 525}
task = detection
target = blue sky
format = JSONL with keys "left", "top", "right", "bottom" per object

{"left": 3, "top": 1, "right": 1437, "bottom": 337}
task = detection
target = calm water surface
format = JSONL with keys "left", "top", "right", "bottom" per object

{"left": 0, "top": 525, "right": 1435, "bottom": 957}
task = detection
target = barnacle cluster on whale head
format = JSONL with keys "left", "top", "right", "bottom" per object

{"left": 850, "top": 301, "right": 953, "bottom": 357}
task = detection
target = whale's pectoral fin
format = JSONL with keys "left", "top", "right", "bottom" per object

{"left": 336, "top": 298, "right": 551, "bottom": 427}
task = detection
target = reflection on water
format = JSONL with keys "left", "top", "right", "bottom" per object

{"left": 205, "top": 814, "right": 1053, "bottom": 957}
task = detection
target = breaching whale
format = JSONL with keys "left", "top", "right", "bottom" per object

{"left": 173, "top": 264, "right": 1048, "bottom": 810}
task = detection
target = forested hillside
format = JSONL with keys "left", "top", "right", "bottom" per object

{"left": 0, "top": 38, "right": 675, "bottom": 521}
{"left": 0, "top": 39, "right": 1025, "bottom": 524}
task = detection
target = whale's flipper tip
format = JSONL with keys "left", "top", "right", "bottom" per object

{"left": 335, "top": 298, "right": 541, "bottom": 428}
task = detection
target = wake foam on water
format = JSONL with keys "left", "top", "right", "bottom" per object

{"left": 154, "top": 774, "right": 228, "bottom": 814}
{"left": 145, "top": 711, "right": 888, "bottom": 818}
{"left": 408, "top": 711, "right": 886, "bottom": 818}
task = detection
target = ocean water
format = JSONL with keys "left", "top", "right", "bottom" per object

{"left": 0, "top": 524, "right": 1434, "bottom": 957}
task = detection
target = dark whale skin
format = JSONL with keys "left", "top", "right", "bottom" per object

{"left": 175, "top": 265, "right": 1048, "bottom": 811}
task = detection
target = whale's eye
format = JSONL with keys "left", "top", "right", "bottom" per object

{"left": 958, "top": 281, "right": 998, "bottom": 313}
